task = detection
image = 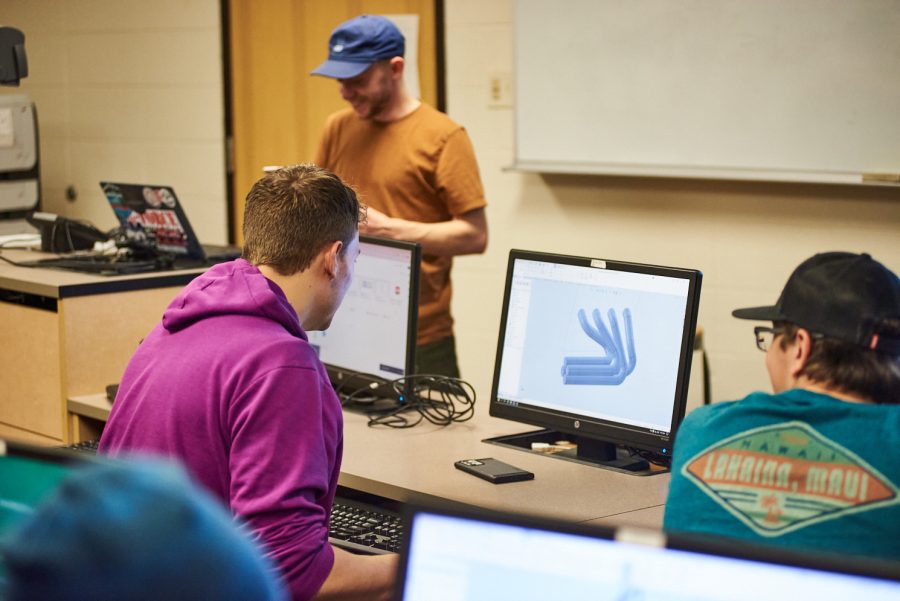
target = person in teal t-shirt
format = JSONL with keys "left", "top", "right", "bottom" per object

{"left": 665, "top": 252, "right": 900, "bottom": 560}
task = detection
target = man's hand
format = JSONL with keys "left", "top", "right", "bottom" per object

{"left": 360, "top": 206, "right": 396, "bottom": 239}
{"left": 314, "top": 547, "right": 398, "bottom": 601}
{"left": 359, "top": 206, "right": 487, "bottom": 257}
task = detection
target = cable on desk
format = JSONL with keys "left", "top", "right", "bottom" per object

{"left": 0, "top": 238, "right": 37, "bottom": 265}
{"left": 628, "top": 446, "right": 671, "bottom": 468}
{"left": 0, "top": 223, "right": 119, "bottom": 268}
{"left": 334, "top": 370, "right": 385, "bottom": 403}
{"left": 0, "top": 250, "right": 29, "bottom": 266}
{"left": 339, "top": 374, "right": 476, "bottom": 429}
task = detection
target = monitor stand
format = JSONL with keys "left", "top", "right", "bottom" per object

{"left": 483, "top": 429, "right": 663, "bottom": 476}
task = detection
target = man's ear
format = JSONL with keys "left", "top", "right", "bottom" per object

{"left": 388, "top": 56, "right": 405, "bottom": 79}
{"left": 322, "top": 240, "right": 344, "bottom": 279}
{"left": 789, "top": 328, "right": 814, "bottom": 379}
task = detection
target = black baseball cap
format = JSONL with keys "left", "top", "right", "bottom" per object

{"left": 732, "top": 252, "right": 900, "bottom": 355}
{"left": 311, "top": 15, "right": 405, "bottom": 80}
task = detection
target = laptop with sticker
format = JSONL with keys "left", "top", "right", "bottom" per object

{"left": 19, "top": 183, "right": 240, "bottom": 275}
{"left": 100, "top": 181, "right": 240, "bottom": 265}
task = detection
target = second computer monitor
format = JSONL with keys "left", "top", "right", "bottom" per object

{"left": 307, "top": 236, "right": 420, "bottom": 404}
{"left": 488, "top": 249, "right": 702, "bottom": 472}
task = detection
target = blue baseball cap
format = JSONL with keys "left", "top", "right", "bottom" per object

{"left": 311, "top": 15, "right": 405, "bottom": 80}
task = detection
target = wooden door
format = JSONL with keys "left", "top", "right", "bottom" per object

{"left": 226, "top": 0, "right": 440, "bottom": 244}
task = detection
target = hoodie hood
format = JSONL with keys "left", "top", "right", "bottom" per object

{"left": 162, "top": 259, "right": 303, "bottom": 339}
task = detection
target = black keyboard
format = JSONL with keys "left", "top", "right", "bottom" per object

{"left": 25, "top": 255, "right": 163, "bottom": 275}
{"left": 65, "top": 438, "right": 101, "bottom": 453}
{"left": 60, "top": 441, "right": 404, "bottom": 554}
{"left": 328, "top": 497, "right": 404, "bottom": 555}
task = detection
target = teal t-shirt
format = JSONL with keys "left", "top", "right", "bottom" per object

{"left": 664, "top": 388, "right": 900, "bottom": 559}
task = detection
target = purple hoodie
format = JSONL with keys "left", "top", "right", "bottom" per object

{"left": 100, "top": 259, "right": 342, "bottom": 600}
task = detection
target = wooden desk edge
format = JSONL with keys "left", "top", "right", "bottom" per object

{"left": 338, "top": 472, "right": 480, "bottom": 513}
{"left": 68, "top": 394, "right": 112, "bottom": 422}
{"left": 0, "top": 249, "right": 207, "bottom": 299}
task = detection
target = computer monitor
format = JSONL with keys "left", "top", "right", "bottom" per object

{"left": 487, "top": 249, "right": 702, "bottom": 473}
{"left": 307, "top": 235, "right": 420, "bottom": 408}
{"left": 395, "top": 505, "right": 900, "bottom": 601}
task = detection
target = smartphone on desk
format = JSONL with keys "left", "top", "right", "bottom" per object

{"left": 454, "top": 458, "right": 534, "bottom": 484}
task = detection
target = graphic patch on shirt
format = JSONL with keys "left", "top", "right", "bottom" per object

{"left": 682, "top": 421, "right": 899, "bottom": 537}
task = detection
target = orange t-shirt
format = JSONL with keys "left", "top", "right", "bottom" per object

{"left": 315, "top": 103, "right": 487, "bottom": 345}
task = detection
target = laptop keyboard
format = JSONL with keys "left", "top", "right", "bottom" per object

{"left": 62, "top": 440, "right": 404, "bottom": 555}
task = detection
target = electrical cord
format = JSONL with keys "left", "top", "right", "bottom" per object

{"left": 0, "top": 251, "right": 27, "bottom": 266}
{"left": 0, "top": 219, "right": 117, "bottom": 267}
{"left": 334, "top": 370, "right": 385, "bottom": 403}
{"left": 628, "top": 446, "right": 671, "bottom": 468}
{"left": 0, "top": 237, "right": 38, "bottom": 266}
{"left": 47, "top": 217, "right": 108, "bottom": 253}
{"left": 338, "top": 373, "right": 476, "bottom": 429}
{"left": 0, "top": 236, "right": 165, "bottom": 275}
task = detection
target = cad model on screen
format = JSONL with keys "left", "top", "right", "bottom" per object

{"left": 561, "top": 307, "right": 636, "bottom": 386}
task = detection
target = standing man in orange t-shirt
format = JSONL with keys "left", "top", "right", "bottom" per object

{"left": 312, "top": 14, "right": 488, "bottom": 377}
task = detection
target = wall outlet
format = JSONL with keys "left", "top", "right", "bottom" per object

{"left": 488, "top": 72, "right": 513, "bottom": 108}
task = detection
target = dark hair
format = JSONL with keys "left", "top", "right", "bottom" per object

{"left": 779, "top": 319, "right": 900, "bottom": 404}
{"left": 242, "top": 164, "right": 364, "bottom": 275}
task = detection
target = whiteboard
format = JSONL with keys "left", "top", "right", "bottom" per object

{"left": 514, "top": 0, "right": 900, "bottom": 185}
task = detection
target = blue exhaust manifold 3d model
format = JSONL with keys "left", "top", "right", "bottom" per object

{"left": 561, "top": 308, "right": 636, "bottom": 385}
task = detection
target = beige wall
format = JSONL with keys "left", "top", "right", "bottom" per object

{"left": 0, "top": 0, "right": 227, "bottom": 244}
{"left": 444, "top": 0, "right": 900, "bottom": 404}
{"left": 2, "top": 0, "right": 898, "bottom": 406}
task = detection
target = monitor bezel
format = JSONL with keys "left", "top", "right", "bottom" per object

{"left": 320, "top": 235, "right": 421, "bottom": 406}
{"left": 488, "top": 248, "right": 702, "bottom": 460}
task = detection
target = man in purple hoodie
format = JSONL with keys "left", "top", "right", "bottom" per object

{"left": 100, "top": 164, "right": 397, "bottom": 600}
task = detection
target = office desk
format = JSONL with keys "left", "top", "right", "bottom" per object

{"left": 341, "top": 407, "right": 669, "bottom": 528}
{"left": 0, "top": 249, "right": 204, "bottom": 444}
{"left": 67, "top": 393, "right": 669, "bottom": 529}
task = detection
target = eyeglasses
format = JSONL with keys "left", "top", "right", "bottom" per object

{"left": 754, "top": 326, "right": 785, "bottom": 352}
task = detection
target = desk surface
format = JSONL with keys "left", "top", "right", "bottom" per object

{"left": 0, "top": 248, "right": 206, "bottom": 298}
{"left": 340, "top": 407, "right": 669, "bottom": 526}
{"left": 68, "top": 394, "right": 669, "bottom": 528}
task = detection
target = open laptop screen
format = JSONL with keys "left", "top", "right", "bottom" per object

{"left": 397, "top": 507, "right": 900, "bottom": 600}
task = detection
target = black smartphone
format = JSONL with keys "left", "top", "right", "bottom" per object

{"left": 454, "top": 458, "right": 534, "bottom": 484}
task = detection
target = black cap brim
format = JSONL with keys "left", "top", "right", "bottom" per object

{"left": 732, "top": 305, "right": 786, "bottom": 321}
